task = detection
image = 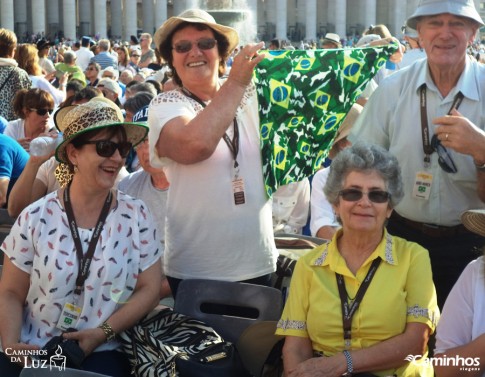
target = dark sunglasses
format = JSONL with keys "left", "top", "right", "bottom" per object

{"left": 431, "top": 134, "right": 458, "bottom": 173}
{"left": 172, "top": 38, "right": 217, "bottom": 54}
{"left": 83, "top": 140, "right": 133, "bottom": 158}
{"left": 30, "top": 108, "right": 54, "bottom": 116}
{"left": 339, "top": 188, "right": 391, "bottom": 204}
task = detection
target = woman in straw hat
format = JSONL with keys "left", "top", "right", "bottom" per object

{"left": 0, "top": 97, "right": 162, "bottom": 376}
{"left": 148, "top": 9, "right": 276, "bottom": 298}
{"left": 434, "top": 209, "right": 485, "bottom": 376}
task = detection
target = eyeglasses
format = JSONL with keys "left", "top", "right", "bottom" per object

{"left": 131, "top": 54, "right": 141, "bottom": 58}
{"left": 339, "top": 188, "right": 391, "bottom": 204}
{"left": 87, "top": 67, "right": 97, "bottom": 71}
{"left": 29, "top": 108, "right": 54, "bottom": 116}
{"left": 431, "top": 134, "right": 458, "bottom": 173}
{"left": 172, "top": 38, "right": 217, "bottom": 54}
{"left": 83, "top": 140, "right": 133, "bottom": 158}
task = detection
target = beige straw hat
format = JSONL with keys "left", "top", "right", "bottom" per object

{"left": 461, "top": 209, "right": 485, "bottom": 237}
{"left": 154, "top": 9, "right": 239, "bottom": 54}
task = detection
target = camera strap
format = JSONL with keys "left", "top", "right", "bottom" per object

{"left": 63, "top": 182, "right": 113, "bottom": 297}
{"left": 336, "top": 258, "right": 381, "bottom": 349}
{"left": 420, "top": 85, "right": 464, "bottom": 168}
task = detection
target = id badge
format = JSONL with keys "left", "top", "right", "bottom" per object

{"left": 56, "top": 303, "right": 81, "bottom": 330}
{"left": 412, "top": 171, "right": 433, "bottom": 200}
{"left": 232, "top": 177, "right": 246, "bottom": 205}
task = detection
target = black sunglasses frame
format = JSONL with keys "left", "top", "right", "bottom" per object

{"left": 431, "top": 134, "right": 458, "bottom": 174}
{"left": 83, "top": 140, "right": 133, "bottom": 158}
{"left": 30, "top": 108, "right": 54, "bottom": 116}
{"left": 172, "top": 38, "right": 217, "bottom": 54}
{"left": 339, "top": 188, "right": 391, "bottom": 204}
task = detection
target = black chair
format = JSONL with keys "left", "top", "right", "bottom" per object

{"left": 174, "top": 279, "right": 283, "bottom": 345}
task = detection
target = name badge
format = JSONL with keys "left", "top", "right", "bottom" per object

{"left": 56, "top": 303, "right": 81, "bottom": 330}
{"left": 412, "top": 171, "right": 433, "bottom": 200}
{"left": 232, "top": 177, "right": 246, "bottom": 205}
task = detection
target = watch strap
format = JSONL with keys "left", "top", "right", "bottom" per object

{"left": 342, "top": 349, "right": 353, "bottom": 376}
{"left": 98, "top": 321, "right": 116, "bottom": 342}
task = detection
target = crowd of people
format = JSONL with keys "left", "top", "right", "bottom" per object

{"left": 0, "top": 0, "right": 484, "bottom": 376}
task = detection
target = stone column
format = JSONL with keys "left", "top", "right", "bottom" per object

{"left": 334, "top": 0, "right": 346, "bottom": 39}
{"left": 32, "top": 0, "right": 46, "bottom": 36}
{"left": 62, "top": 0, "right": 76, "bottom": 40}
{"left": 0, "top": 0, "right": 15, "bottom": 31}
{"left": 46, "top": 0, "right": 59, "bottom": 40}
{"left": 78, "top": 0, "right": 92, "bottom": 37}
{"left": 14, "top": 0, "right": 28, "bottom": 39}
{"left": 305, "top": 0, "right": 317, "bottom": 41}
{"left": 93, "top": 0, "right": 107, "bottom": 39}
{"left": 173, "top": 0, "right": 186, "bottom": 16}
{"left": 361, "top": 0, "right": 376, "bottom": 34}
{"left": 388, "top": 0, "right": 406, "bottom": 36}
{"left": 124, "top": 0, "right": 138, "bottom": 42}
{"left": 142, "top": 0, "right": 155, "bottom": 35}
{"left": 154, "top": 0, "right": 168, "bottom": 32}
{"left": 275, "top": 0, "right": 287, "bottom": 41}
{"left": 111, "top": 0, "right": 123, "bottom": 39}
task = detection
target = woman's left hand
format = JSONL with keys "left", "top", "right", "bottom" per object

{"left": 62, "top": 327, "right": 106, "bottom": 357}
{"left": 287, "top": 355, "right": 344, "bottom": 377}
{"left": 227, "top": 42, "right": 266, "bottom": 86}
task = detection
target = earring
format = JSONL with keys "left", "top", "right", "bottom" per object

{"left": 73, "top": 165, "right": 78, "bottom": 173}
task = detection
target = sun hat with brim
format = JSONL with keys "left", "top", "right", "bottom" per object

{"left": 154, "top": 8, "right": 239, "bottom": 54}
{"left": 54, "top": 97, "right": 147, "bottom": 165}
{"left": 461, "top": 209, "right": 485, "bottom": 237}
{"left": 236, "top": 321, "right": 284, "bottom": 377}
{"left": 322, "top": 32, "right": 342, "bottom": 48}
{"left": 407, "top": 0, "right": 484, "bottom": 29}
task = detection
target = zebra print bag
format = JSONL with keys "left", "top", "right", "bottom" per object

{"left": 118, "top": 306, "right": 247, "bottom": 377}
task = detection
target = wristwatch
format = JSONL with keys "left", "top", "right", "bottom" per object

{"left": 98, "top": 321, "right": 116, "bottom": 342}
{"left": 342, "top": 350, "right": 353, "bottom": 376}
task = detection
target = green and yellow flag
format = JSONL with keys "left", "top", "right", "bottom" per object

{"left": 254, "top": 43, "right": 398, "bottom": 197}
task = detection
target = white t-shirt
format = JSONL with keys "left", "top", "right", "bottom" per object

{"left": 272, "top": 179, "right": 310, "bottom": 235}
{"left": 310, "top": 167, "right": 339, "bottom": 236}
{"left": 435, "top": 256, "right": 485, "bottom": 364}
{"left": 148, "top": 84, "right": 277, "bottom": 281}
{"left": 0, "top": 190, "right": 161, "bottom": 351}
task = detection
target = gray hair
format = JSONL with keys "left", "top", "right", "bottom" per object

{"left": 324, "top": 142, "right": 404, "bottom": 208}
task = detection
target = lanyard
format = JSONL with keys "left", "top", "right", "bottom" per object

{"left": 63, "top": 182, "right": 112, "bottom": 296}
{"left": 181, "top": 87, "right": 240, "bottom": 169}
{"left": 336, "top": 258, "right": 381, "bottom": 349}
{"left": 420, "top": 85, "right": 464, "bottom": 167}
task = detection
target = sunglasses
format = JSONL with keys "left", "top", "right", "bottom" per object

{"left": 172, "top": 38, "right": 217, "bottom": 54}
{"left": 83, "top": 140, "right": 133, "bottom": 158}
{"left": 431, "top": 134, "right": 458, "bottom": 173}
{"left": 339, "top": 188, "right": 391, "bottom": 204}
{"left": 30, "top": 108, "right": 54, "bottom": 116}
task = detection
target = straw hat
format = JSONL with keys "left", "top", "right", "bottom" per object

{"left": 154, "top": 9, "right": 239, "bottom": 54}
{"left": 334, "top": 103, "right": 363, "bottom": 144}
{"left": 407, "top": 0, "right": 484, "bottom": 29}
{"left": 461, "top": 209, "right": 485, "bottom": 237}
{"left": 54, "top": 97, "right": 147, "bottom": 165}
{"left": 321, "top": 33, "right": 342, "bottom": 48}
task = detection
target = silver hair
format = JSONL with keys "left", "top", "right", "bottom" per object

{"left": 323, "top": 142, "right": 404, "bottom": 208}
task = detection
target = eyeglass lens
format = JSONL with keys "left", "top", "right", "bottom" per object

{"left": 431, "top": 134, "right": 458, "bottom": 173}
{"left": 173, "top": 38, "right": 217, "bottom": 53}
{"left": 339, "top": 188, "right": 391, "bottom": 203}
{"left": 84, "top": 140, "right": 133, "bottom": 158}
{"left": 30, "top": 108, "right": 54, "bottom": 116}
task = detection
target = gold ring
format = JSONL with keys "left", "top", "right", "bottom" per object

{"left": 445, "top": 133, "right": 449, "bottom": 140}
{"left": 244, "top": 55, "right": 251, "bottom": 60}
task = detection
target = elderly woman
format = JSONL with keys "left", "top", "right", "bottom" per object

{"left": 4, "top": 88, "right": 55, "bottom": 152}
{"left": 276, "top": 143, "right": 439, "bottom": 377}
{"left": 0, "top": 97, "right": 162, "bottom": 376}
{"left": 148, "top": 9, "right": 276, "bottom": 298}
{"left": 434, "top": 209, "right": 485, "bottom": 377}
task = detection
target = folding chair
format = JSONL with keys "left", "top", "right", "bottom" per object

{"left": 174, "top": 279, "right": 283, "bottom": 344}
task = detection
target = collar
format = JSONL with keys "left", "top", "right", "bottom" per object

{"left": 0, "top": 57, "right": 18, "bottom": 67}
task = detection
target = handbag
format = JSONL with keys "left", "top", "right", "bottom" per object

{"left": 119, "top": 306, "right": 249, "bottom": 377}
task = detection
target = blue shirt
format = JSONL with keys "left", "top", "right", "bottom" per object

{"left": 0, "top": 134, "right": 29, "bottom": 202}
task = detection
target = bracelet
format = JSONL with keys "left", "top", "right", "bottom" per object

{"left": 342, "top": 350, "right": 353, "bottom": 376}
{"left": 98, "top": 321, "right": 116, "bottom": 342}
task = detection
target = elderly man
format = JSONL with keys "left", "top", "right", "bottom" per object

{"left": 137, "top": 33, "right": 156, "bottom": 69}
{"left": 90, "top": 38, "right": 117, "bottom": 70}
{"left": 350, "top": 0, "right": 485, "bottom": 308}
{"left": 54, "top": 50, "right": 86, "bottom": 86}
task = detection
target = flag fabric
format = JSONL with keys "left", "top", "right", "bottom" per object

{"left": 254, "top": 43, "right": 398, "bottom": 197}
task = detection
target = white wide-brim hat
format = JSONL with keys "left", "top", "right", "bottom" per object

{"left": 407, "top": 0, "right": 484, "bottom": 29}
{"left": 154, "top": 9, "right": 239, "bottom": 54}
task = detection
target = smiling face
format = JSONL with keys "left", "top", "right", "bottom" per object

{"left": 333, "top": 170, "right": 393, "bottom": 235}
{"left": 417, "top": 13, "right": 478, "bottom": 71}
{"left": 170, "top": 25, "right": 220, "bottom": 88}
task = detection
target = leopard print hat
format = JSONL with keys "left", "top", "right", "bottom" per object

{"left": 54, "top": 97, "right": 148, "bottom": 186}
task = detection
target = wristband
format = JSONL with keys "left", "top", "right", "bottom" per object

{"left": 98, "top": 321, "right": 116, "bottom": 342}
{"left": 342, "top": 349, "right": 353, "bottom": 376}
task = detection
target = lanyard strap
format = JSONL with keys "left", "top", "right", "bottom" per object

{"left": 336, "top": 258, "right": 381, "bottom": 349}
{"left": 181, "top": 87, "right": 240, "bottom": 168}
{"left": 64, "top": 183, "right": 113, "bottom": 296}
{"left": 420, "top": 85, "right": 464, "bottom": 167}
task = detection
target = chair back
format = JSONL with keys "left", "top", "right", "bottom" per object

{"left": 174, "top": 279, "right": 283, "bottom": 344}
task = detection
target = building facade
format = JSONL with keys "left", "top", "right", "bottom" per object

{"left": 0, "top": 0, "right": 483, "bottom": 44}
